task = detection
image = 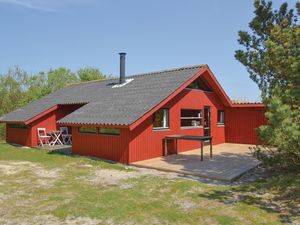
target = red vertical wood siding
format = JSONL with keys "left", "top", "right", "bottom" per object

{"left": 4, "top": 86, "right": 267, "bottom": 164}
{"left": 71, "top": 127, "right": 130, "bottom": 164}
{"left": 30, "top": 104, "right": 84, "bottom": 146}
{"left": 6, "top": 125, "right": 32, "bottom": 146}
{"left": 30, "top": 110, "right": 58, "bottom": 146}
{"left": 128, "top": 89, "right": 226, "bottom": 163}
{"left": 5, "top": 104, "right": 84, "bottom": 147}
{"left": 225, "top": 107, "right": 266, "bottom": 144}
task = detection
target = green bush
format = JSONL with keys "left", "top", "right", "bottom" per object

{"left": 0, "top": 124, "right": 5, "bottom": 141}
{"left": 255, "top": 96, "right": 300, "bottom": 170}
{"left": 235, "top": 1, "right": 300, "bottom": 170}
{"left": 0, "top": 66, "right": 107, "bottom": 141}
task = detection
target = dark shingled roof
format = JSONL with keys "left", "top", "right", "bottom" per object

{"left": 0, "top": 65, "right": 204, "bottom": 126}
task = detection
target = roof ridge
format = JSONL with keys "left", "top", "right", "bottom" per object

{"left": 66, "top": 64, "right": 206, "bottom": 87}
{"left": 66, "top": 78, "right": 112, "bottom": 87}
{"left": 231, "top": 102, "right": 263, "bottom": 104}
{"left": 126, "top": 64, "right": 206, "bottom": 78}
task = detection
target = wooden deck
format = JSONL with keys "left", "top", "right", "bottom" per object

{"left": 131, "top": 143, "right": 260, "bottom": 181}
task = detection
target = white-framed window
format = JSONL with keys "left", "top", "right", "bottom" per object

{"left": 217, "top": 110, "right": 225, "bottom": 126}
{"left": 180, "top": 109, "right": 202, "bottom": 128}
{"left": 153, "top": 109, "right": 169, "bottom": 130}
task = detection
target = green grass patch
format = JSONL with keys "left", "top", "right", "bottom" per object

{"left": 0, "top": 143, "right": 299, "bottom": 224}
{"left": 0, "top": 142, "right": 126, "bottom": 170}
{"left": 216, "top": 215, "right": 238, "bottom": 225}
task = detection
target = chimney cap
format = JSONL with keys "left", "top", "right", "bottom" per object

{"left": 119, "top": 52, "right": 126, "bottom": 56}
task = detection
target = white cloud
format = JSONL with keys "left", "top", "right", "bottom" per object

{"left": 0, "top": 0, "right": 96, "bottom": 12}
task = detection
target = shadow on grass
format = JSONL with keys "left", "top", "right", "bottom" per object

{"left": 198, "top": 171, "right": 300, "bottom": 223}
{"left": 45, "top": 146, "right": 120, "bottom": 166}
{"left": 47, "top": 147, "right": 72, "bottom": 156}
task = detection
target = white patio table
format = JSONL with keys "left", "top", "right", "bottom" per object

{"left": 48, "top": 130, "right": 63, "bottom": 146}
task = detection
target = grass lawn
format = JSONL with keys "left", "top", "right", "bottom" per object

{"left": 0, "top": 142, "right": 299, "bottom": 225}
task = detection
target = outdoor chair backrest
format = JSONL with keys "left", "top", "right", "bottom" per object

{"left": 37, "top": 128, "right": 47, "bottom": 137}
{"left": 60, "top": 127, "right": 69, "bottom": 135}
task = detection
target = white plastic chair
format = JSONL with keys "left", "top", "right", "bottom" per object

{"left": 37, "top": 128, "right": 51, "bottom": 147}
{"left": 60, "top": 127, "right": 72, "bottom": 145}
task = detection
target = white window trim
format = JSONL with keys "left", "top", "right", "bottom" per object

{"left": 181, "top": 126, "right": 203, "bottom": 129}
{"left": 180, "top": 117, "right": 202, "bottom": 119}
{"left": 153, "top": 127, "right": 170, "bottom": 131}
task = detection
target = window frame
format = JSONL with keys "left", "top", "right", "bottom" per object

{"left": 185, "top": 77, "right": 213, "bottom": 92}
{"left": 217, "top": 110, "right": 225, "bottom": 126}
{"left": 180, "top": 109, "right": 203, "bottom": 129}
{"left": 153, "top": 108, "right": 170, "bottom": 130}
{"left": 99, "top": 127, "right": 121, "bottom": 136}
{"left": 78, "top": 126, "right": 97, "bottom": 134}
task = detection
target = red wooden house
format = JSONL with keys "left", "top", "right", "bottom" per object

{"left": 0, "top": 53, "right": 266, "bottom": 164}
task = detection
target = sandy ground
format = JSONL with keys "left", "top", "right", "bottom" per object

{"left": 0, "top": 161, "right": 62, "bottom": 187}
{"left": 0, "top": 215, "right": 105, "bottom": 225}
{"left": 1, "top": 160, "right": 294, "bottom": 225}
{"left": 0, "top": 160, "right": 192, "bottom": 225}
{"left": 87, "top": 165, "right": 181, "bottom": 186}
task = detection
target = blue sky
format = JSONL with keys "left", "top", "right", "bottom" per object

{"left": 0, "top": 0, "right": 297, "bottom": 101}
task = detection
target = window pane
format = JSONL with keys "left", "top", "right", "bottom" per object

{"left": 78, "top": 126, "right": 97, "bottom": 133}
{"left": 163, "top": 109, "right": 169, "bottom": 128}
{"left": 153, "top": 109, "right": 169, "bottom": 128}
{"left": 99, "top": 128, "right": 120, "bottom": 135}
{"left": 181, "top": 109, "right": 202, "bottom": 118}
{"left": 181, "top": 119, "right": 202, "bottom": 127}
{"left": 218, "top": 110, "right": 225, "bottom": 125}
{"left": 181, "top": 109, "right": 202, "bottom": 127}
{"left": 186, "top": 77, "right": 212, "bottom": 91}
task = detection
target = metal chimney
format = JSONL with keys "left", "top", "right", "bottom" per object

{"left": 119, "top": 52, "right": 126, "bottom": 84}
